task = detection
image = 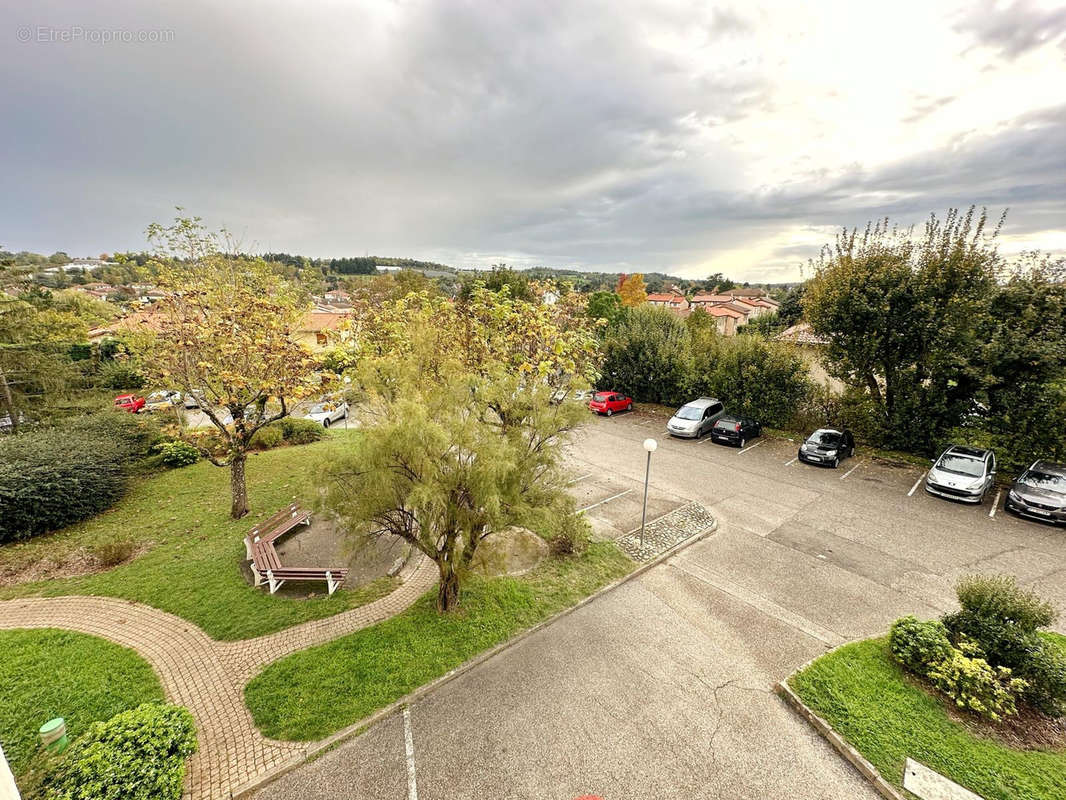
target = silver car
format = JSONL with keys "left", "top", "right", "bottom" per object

{"left": 666, "top": 397, "right": 725, "bottom": 439}
{"left": 925, "top": 445, "right": 996, "bottom": 504}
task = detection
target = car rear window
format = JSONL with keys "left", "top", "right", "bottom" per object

{"left": 593, "top": 392, "right": 610, "bottom": 402}
{"left": 713, "top": 419, "right": 734, "bottom": 430}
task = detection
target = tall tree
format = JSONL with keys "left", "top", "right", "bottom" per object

{"left": 323, "top": 287, "right": 595, "bottom": 611}
{"left": 617, "top": 273, "right": 647, "bottom": 307}
{"left": 136, "top": 215, "right": 322, "bottom": 518}
{"left": 0, "top": 293, "right": 86, "bottom": 431}
{"left": 804, "top": 208, "right": 1001, "bottom": 451}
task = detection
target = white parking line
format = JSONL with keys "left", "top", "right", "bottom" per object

{"left": 737, "top": 440, "right": 764, "bottom": 455}
{"left": 566, "top": 473, "right": 593, "bottom": 485}
{"left": 784, "top": 457, "right": 798, "bottom": 466}
{"left": 989, "top": 489, "right": 1002, "bottom": 518}
{"left": 907, "top": 472, "right": 927, "bottom": 496}
{"left": 839, "top": 460, "right": 863, "bottom": 480}
{"left": 403, "top": 707, "right": 419, "bottom": 800}
{"left": 576, "top": 489, "right": 633, "bottom": 514}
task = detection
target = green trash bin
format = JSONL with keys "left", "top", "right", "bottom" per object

{"left": 39, "top": 718, "right": 69, "bottom": 754}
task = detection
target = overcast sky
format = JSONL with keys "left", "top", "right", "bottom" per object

{"left": 3, "top": 0, "right": 1065, "bottom": 281}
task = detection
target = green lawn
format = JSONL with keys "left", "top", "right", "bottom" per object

{"left": 0, "top": 431, "right": 397, "bottom": 640}
{"left": 245, "top": 541, "right": 633, "bottom": 740}
{"left": 0, "top": 629, "right": 165, "bottom": 775}
{"left": 790, "top": 636, "right": 1066, "bottom": 800}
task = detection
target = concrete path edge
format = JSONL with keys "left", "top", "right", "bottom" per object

{"left": 231, "top": 516, "right": 719, "bottom": 798}
{"left": 775, "top": 640, "right": 906, "bottom": 800}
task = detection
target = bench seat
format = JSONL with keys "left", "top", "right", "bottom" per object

{"left": 246, "top": 504, "right": 348, "bottom": 595}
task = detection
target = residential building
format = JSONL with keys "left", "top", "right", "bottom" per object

{"left": 646, "top": 287, "right": 690, "bottom": 313}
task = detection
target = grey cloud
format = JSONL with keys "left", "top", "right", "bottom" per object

{"left": 955, "top": 0, "right": 1066, "bottom": 59}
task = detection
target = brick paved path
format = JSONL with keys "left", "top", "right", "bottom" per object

{"left": 0, "top": 556, "right": 437, "bottom": 800}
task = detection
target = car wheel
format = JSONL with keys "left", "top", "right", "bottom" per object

{"left": 627, "top": 403, "right": 632, "bottom": 412}
{"left": 323, "top": 419, "right": 331, "bottom": 429}
{"left": 606, "top": 409, "right": 613, "bottom": 417}
{"left": 831, "top": 457, "right": 839, "bottom": 468}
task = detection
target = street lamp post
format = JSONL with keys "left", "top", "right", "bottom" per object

{"left": 640, "top": 438, "right": 657, "bottom": 549}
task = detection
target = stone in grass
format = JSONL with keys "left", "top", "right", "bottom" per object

{"left": 469, "top": 527, "right": 548, "bottom": 577}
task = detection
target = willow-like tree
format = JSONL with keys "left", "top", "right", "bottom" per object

{"left": 135, "top": 215, "right": 321, "bottom": 518}
{"left": 321, "top": 286, "right": 597, "bottom": 611}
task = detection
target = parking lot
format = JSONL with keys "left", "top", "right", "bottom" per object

{"left": 259, "top": 407, "right": 1066, "bottom": 800}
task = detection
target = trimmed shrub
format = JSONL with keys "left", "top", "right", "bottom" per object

{"left": 889, "top": 616, "right": 954, "bottom": 676}
{"left": 249, "top": 425, "right": 284, "bottom": 450}
{"left": 44, "top": 704, "right": 197, "bottom": 800}
{"left": 276, "top": 417, "right": 326, "bottom": 445}
{"left": 926, "top": 640, "right": 1028, "bottom": 722}
{"left": 154, "top": 440, "right": 200, "bottom": 468}
{"left": 0, "top": 431, "right": 128, "bottom": 543}
{"left": 62, "top": 413, "right": 162, "bottom": 462}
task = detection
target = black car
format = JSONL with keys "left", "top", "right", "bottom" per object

{"left": 710, "top": 415, "right": 761, "bottom": 447}
{"left": 798, "top": 428, "right": 855, "bottom": 468}
{"left": 1006, "top": 460, "right": 1066, "bottom": 525}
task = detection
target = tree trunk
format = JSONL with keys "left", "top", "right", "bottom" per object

{"left": 230, "top": 453, "right": 249, "bottom": 519}
{"left": 0, "top": 365, "right": 16, "bottom": 434}
{"left": 436, "top": 560, "right": 461, "bottom": 612}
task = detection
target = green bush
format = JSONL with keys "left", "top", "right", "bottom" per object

{"left": 96, "top": 362, "right": 147, "bottom": 390}
{"left": 44, "top": 704, "right": 197, "bottom": 800}
{"left": 250, "top": 417, "right": 325, "bottom": 450}
{"left": 942, "top": 574, "right": 1066, "bottom": 715}
{"left": 249, "top": 425, "right": 284, "bottom": 450}
{"left": 276, "top": 417, "right": 326, "bottom": 444}
{"left": 889, "top": 616, "right": 954, "bottom": 676}
{"left": 926, "top": 640, "right": 1028, "bottom": 722}
{"left": 600, "top": 305, "right": 691, "bottom": 405}
{"left": 62, "top": 413, "right": 161, "bottom": 461}
{"left": 153, "top": 440, "right": 200, "bottom": 468}
{"left": 688, "top": 332, "right": 812, "bottom": 427}
{"left": 0, "top": 431, "right": 129, "bottom": 543}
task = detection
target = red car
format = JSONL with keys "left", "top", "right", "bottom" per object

{"left": 589, "top": 391, "right": 633, "bottom": 416}
{"left": 114, "top": 394, "right": 146, "bottom": 414}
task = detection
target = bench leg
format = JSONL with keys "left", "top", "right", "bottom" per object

{"left": 325, "top": 571, "right": 339, "bottom": 595}
{"left": 251, "top": 564, "right": 263, "bottom": 587}
{"left": 267, "top": 570, "right": 284, "bottom": 594}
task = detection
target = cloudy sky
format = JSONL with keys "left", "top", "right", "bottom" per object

{"left": 3, "top": 0, "right": 1065, "bottom": 280}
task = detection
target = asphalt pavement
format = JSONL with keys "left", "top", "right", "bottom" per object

{"left": 256, "top": 408, "right": 1066, "bottom": 800}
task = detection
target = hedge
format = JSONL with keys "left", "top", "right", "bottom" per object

{"left": 0, "top": 413, "right": 158, "bottom": 543}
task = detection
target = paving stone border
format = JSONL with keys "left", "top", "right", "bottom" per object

{"left": 0, "top": 507, "right": 719, "bottom": 800}
{"left": 775, "top": 643, "right": 907, "bottom": 800}
{"left": 616, "top": 502, "right": 717, "bottom": 562}
{"left": 0, "top": 556, "right": 436, "bottom": 800}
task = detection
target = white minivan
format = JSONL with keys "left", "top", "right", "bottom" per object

{"left": 666, "top": 397, "right": 725, "bottom": 439}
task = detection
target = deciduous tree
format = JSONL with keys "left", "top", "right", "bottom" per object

{"left": 617, "top": 273, "right": 647, "bottom": 307}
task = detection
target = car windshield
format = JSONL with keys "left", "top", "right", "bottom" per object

{"left": 1021, "top": 470, "right": 1066, "bottom": 494}
{"left": 309, "top": 403, "right": 330, "bottom": 414}
{"left": 937, "top": 454, "right": 985, "bottom": 477}
{"left": 809, "top": 431, "right": 841, "bottom": 446}
{"left": 675, "top": 405, "right": 703, "bottom": 421}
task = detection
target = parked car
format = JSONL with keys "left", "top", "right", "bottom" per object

{"left": 183, "top": 389, "right": 206, "bottom": 409}
{"left": 144, "top": 390, "right": 182, "bottom": 412}
{"left": 797, "top": 428, "right": 855, "bottom": 468}
{"left": 667, "top": 397, "right": 725, "bottom": 439}
{"left": 114, "top": 394, "right": 146, "bottom": 414}
{"left": 551, "top": 388, "right": 592, "bottom": 405}
{"left": 589, "top": 391, "right": 633, "bottom": 416}
{"left": 0, "top": 411, "right": 26, "bottom": 431}
{"left": 305, "top": 400, "right": 349, "bottom": 428}
{"left": 709, "top": 415, "right": 761, "bottom": 447}
{"left": 925, "top": 444, "right": 996, "bottom": 503}
{"left": 1006, "top": 460, "right": 1066, "bottom": 524}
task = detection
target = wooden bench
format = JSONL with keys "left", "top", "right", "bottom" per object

{"left": 244, "top": 504, "right": 348, "bottom": 596}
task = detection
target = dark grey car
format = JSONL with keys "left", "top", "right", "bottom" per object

{"left": 1006, "top": 460, "right": 1066, "bottom": 525}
